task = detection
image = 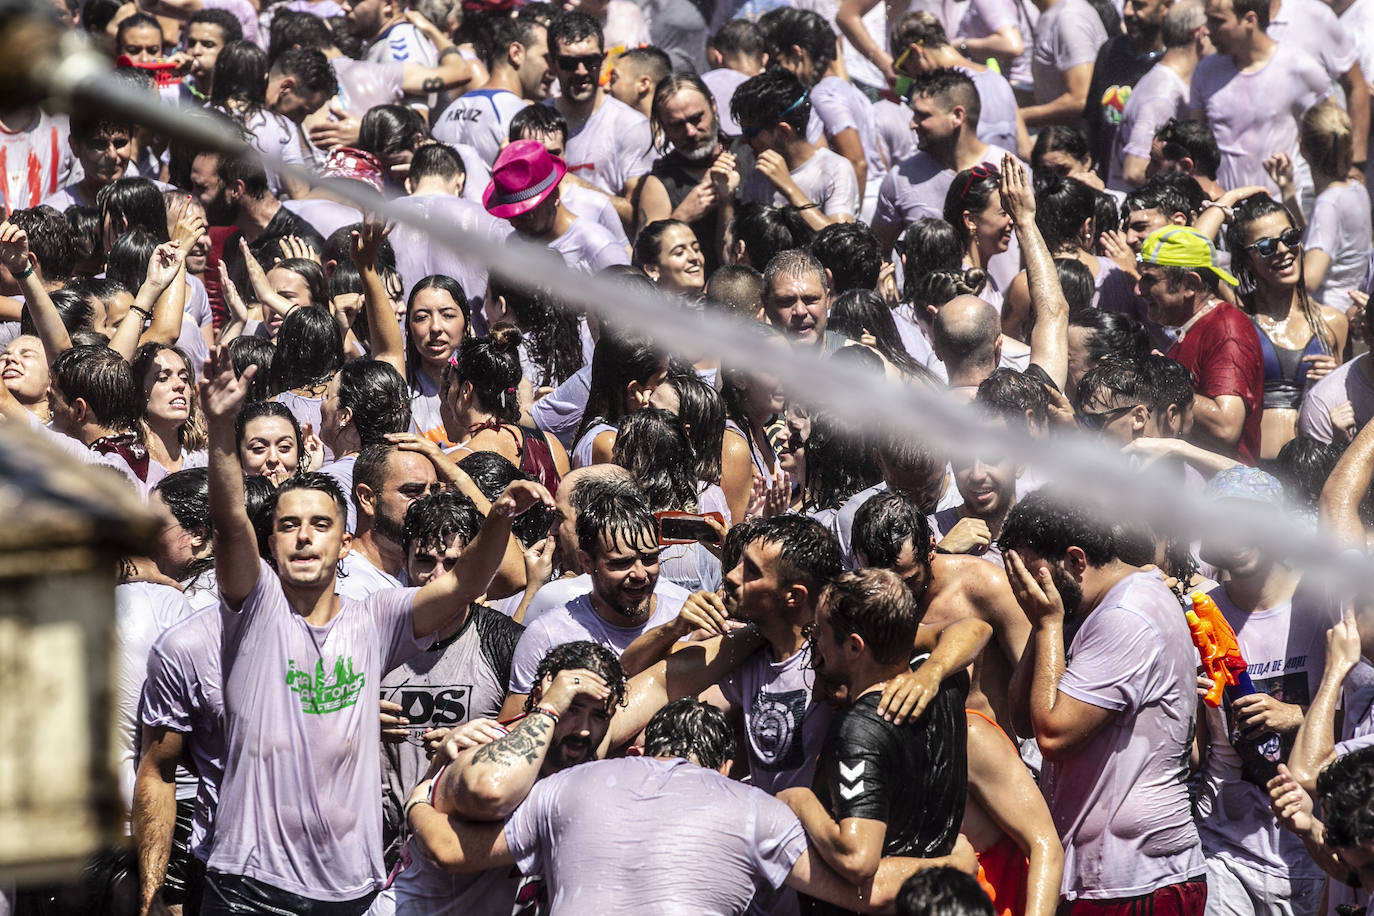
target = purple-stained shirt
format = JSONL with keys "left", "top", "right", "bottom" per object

{"left": 740, "top": 147, "right": 861, "bottom": 219}
{"left": 549, "top": 216, "right": 632, "bottom": 272}
{"left": 140, "top": 608, "right": 225, "bottom": 861}
{"left": 873, "top": 99, "right": 916, "bottom": 170}
{"left": 118, "top": 582, "right": 192, "bottom": 808}
{"left": 811, "top": 75, "right": 884, "bottom": 178}
{"left": 391, "top": 192, "right": 512, "bottom": 312}
{"left": 1268, "top": 0, "right": 1359, "bottom": 92}
{"left": 432, "top": 88, "right": 530, "bottom": 167}
{"left": 968, "top": 67, "right": 1020, "bottom": 154}
{"left": 1297, "top": 352, "right": 1374, "bottom": 442}
{"left": 1108, "top": 62, "right": 1189, "bottom": 190}
{"left": 507, "top": 585, "right": 690, "bottom": 693}
{"left": 1031, "top": 0, "right": 1108, "bottom": 105}
{"left": 562, "top": 183, "right": 631, "bottom": 249}
{"left": 503, "top": 756, "right": 808, "bottom": 914}
{"left": 282, "top": 198, "right": 363, "bottom": 240}
{"left": 702, "top": 68, "right": 750, "bottom": 137}
{"left": 1188, "top": 45, "right": 1329, "bottom": 197}
{"left": 1047, "top": 571, "right": 1204, "bottom": 898}
{"left": 558, "top": 95, "right": 655, "bottom": 196}
{"left": 718, "top": 643, "right": 833, "bottom": 796}
{"left": 331, "top": 56, "right": 404, "bottom": 116}
{"left": 209, "top": 561, "right": 430, "bottom": 900}
{"left": 1306, "top": 182, "right": 1373, "bottom": 309}
{"left": 873, "top": 143, "right": 1019, "bottom": 236}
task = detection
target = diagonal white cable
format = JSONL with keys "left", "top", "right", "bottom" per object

{"left": 41, "top": 46, "right": 1374, "bottom": 597}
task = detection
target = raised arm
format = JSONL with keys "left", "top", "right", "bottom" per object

{"left": 410, "top": 479, "right": 554, "bottom": 637}
{"left": 0, "top": 222, "right": 69, "bottom": 360}
{"left": 399, "top": 10, "right": 475, "bottom": 94}
{"left": 351, "top": 220, "right": 406, "bottom": 376}
{"left": 199, "top": 347, "right": 263, "bottom": 608}
{"left": 836, "top": 0, "right": 893, "bottom": 83}
{"left": 139, "top": 244, "right": 191, "bottom": 349}
{"left": 1287, "top": 611, "right": 1363, "bottom": 792}
{"left": 1001, "top": 154, "right": 1068, "bottom": 391}
{"left": 109, "top": 241, "right": 185, "bottom": 359}
{"left": 1320, "top": 411, "right": 1374, "bottom": 550}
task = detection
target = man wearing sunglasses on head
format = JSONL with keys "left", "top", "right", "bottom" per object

{"left": 1134, "top": 225, "right": 1263, "bottom": 464}
{"left": 547, "top": 12, "right": 656, "bottom": 231}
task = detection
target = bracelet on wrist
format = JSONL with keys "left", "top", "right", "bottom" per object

{"left": 532, "top": 705, "right": 561, "bottom": 724}
{"left": 14, "top": 262, "right": 34, "bottom": 280}
{"left": 791, "top": 202, "right": 819, "bottom": 211}
{"left": 130, "top": 304, "right": 153, "bottom": 320}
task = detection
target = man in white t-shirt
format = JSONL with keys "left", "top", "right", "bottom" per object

{"left": 1189, "top": 0, "right": 1331, "bottom": 202}
{"left": 431, "top": 17, "right": 554, "bottom": 166}
{"left": 343, "top": 0, "right": 443, "bottom": 114}
{"left": 483, "top": 139, "right": 629, "bottom": 273}
{"left": 196, "top": 347, "right": 552, "bottom": 914}
{"left": 1001, "top": 491, "right": 1205, "bottom": 913}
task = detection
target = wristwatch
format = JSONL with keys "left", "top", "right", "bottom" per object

{"left": 959, "top": 39, "right": 969, "bottom": 54}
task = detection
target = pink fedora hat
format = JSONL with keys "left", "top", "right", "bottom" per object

{"left": 484, "top": 139, "right": 567, "bottom": 219}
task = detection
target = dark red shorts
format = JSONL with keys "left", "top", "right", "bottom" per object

{"left": 1057, "top": 880, "right": 1208, "bottom": 916}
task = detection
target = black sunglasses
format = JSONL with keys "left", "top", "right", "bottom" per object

{"left": 556, "top": 52, "right": 604, "bottom": 72}
{"left": 1077, "top": 404, "right": 1138, "bottom": 431}
{"left": 1245, "top": 227, "right": 1302, "bottom": 258}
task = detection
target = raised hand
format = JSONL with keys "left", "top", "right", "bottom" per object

{"left": 538, "top": 667, "right": 610, "bottom": 715}
{"left": 349, "top": 218, "right": 393, "bottom": 271}
{"left": 999, "top": 153, "right": 1035, "bottom": 227}
{"left": 145, "top": 241, "right": 186, "bottom": 291}
{"left": 1005, "top": 549, "right": 1066, "bottom": 624}
{"left": 0, "top": 221, "right": 34, "bottom": 275}
{"left": 279, "top": 235, "right": 321, "bottom": 264}
{"left": 522, "top": 534, "right": 556, "bottom": 588}
{"left": 198, "top": 346, "right": 257, "bottom": 426}
{"left": 491, "top": 479, "right": 555, "bottom": 518}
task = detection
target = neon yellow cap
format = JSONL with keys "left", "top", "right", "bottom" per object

{"left": 1139, "top": 226, "right": 1239, "bottom": 287}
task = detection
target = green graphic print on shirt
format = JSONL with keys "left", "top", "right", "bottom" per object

{"left": 287, "top": 656, "right": 365, "bottom": 714}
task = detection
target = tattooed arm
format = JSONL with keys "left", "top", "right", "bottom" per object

{"left": 434, "top": 667, "right": 611, "bottom": 821}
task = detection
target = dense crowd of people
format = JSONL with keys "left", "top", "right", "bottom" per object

{"left": 7, "top": 0, "right": 1374, "bottom": 912}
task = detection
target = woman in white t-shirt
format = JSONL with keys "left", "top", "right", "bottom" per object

{"left": 134, "top": 343, "right": 208, "bottom": 475}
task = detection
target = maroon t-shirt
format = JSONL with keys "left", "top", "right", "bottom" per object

{"left": 1167, "top": 302, "right": 1264, "bottom": 465}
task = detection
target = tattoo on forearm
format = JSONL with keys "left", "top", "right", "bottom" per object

{"left": 471, "top": 714, "right": 551, "bottom": 766}
{"left": 421, "top": 77, "right": 444, "bottom": 93}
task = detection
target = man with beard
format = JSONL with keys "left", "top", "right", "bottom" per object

{"left": 547, "top": 12, "right": 655, "bottom": 229}
{"left": 190, "top": 144, "right": 325, "bottom": 294}
{"left": 1000, "top": 491, "right": 1205, "bottom": 916}
{"left": 779, "top": 569, "right": 969, "bottom": 915}
{"left": 499, "top": 489, "right": 690, "bottom": 716}
{"left": 637, "top": 73, "right": 741, "bottom": 276}
{"left": 1082, "top": 0, "right": 1170, "bottom": 184}
{"left": 336, "top": 442, "right": 442, "bottom": 599}
{"left": 431, "top": 17, "right": 555, "bottom": 167}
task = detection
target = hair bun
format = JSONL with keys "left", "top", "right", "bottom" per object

{"left": 961, "top": 268, "right": 988, "bottom": 295}
{"left": 489, "top": 323, "right": 524, "bottom": 352}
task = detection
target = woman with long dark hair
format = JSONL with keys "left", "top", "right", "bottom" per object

{"left": 268, "top": 305, "right": 344, "bottom": 456}
{"left": 1226, "top": 194, "right": 1348, "bottom": 459}
{"left": 235, "top": 400, "right": 310, "bottom": 484}
{"left": 828, "top": 289, "right": 935, "bottom": 383}
{"left": 357, "top": 104, "right": 429, "bottom": 196}
{"left": 212, "top": 40, "right": 307, "bottom": 198}
{"left": 572, "top": 328, "right": 669, "bottom": 468}
{"left": 634, "top": 219, "right": 706, "bottom": 299}
{"left": 482, "top": 277, "right": 585, "bottom": 392}
{"left": 721, "top": 323, "right": 789, "bottom": 489}
{"left": 442, "top": 326, "right": 569, "bottom": 490}
{"left": 150, "top": 468, "right": 217, "bottom": 606}
{"left": 133, "top": 342, "right": 208, "bottom": 475}
{"left": 944, "top": 164, "right": 1013, "bottom": 312}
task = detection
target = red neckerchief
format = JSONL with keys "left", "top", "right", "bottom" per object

{"left": 91, "top": 432, "right": 151, "bottom": 481}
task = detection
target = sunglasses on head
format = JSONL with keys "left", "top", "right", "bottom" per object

{"left": 556, "top": 52, "right": 604, "bottom": 72}
{"left": 1077, "top": 404, "right": 1139, "bottom": 431}
{"left": 1245, "top": 227, "right": 1303, "bottom": 258}
{"left": 960, "top": 162, "right": 999, "bottom": 199}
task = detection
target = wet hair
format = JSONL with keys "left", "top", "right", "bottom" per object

{"left": 270, "top": 46, "right": 338, "bottom": 98}
{"left": 1155, "top": 118, "right": 1220, "bottom": 179}
{"left": 644, "top": 698, "right": 736, "bottom": 769}
{"left": 1032, "top": 175, "right": 1098, "bottom": 252}
{"left": 731, "top": 67, "right": 811, "bottom": 134}
{"left": 490, "top": 278, "right": 582, "bottom": 387}
{"left": 8, "top": 206, "right": 76, "bottom": 280}
{"left": 665, "top": 362, "right": 726, "bottom": 485}
{"left": 705, "top": 264, "right": 764, "bottom": 318}
{"left": 325, "top": 222, "right": 396, "bottom": 273}
{"left": 810, "top": 222, "right": 881, "bottom": 295}
{"left": 758, "top": 7, "right": 836, "bottom": 83}
{"left": 187, "top": 8, "right": 243, "bottom": 45}
{"left": 899, "top": 217, "right": 969, "bottom": 302}
{"left": 509, "top": 103, "right": 568, "bottom": 145}
{"left": 104, "top": 228, "right": 160, "bottom": 292}
{"left": 1054, "top": 259, "right": 1095, "bottom": 313}
{"left": 975, "top": 368, "right": 1050, "bottom": 430}
{"left": 210, "top": 40, "right": 269, "bottom": 117}
{"left": 227, "top": 335, "right": 275, "bottom": 402}
{"left": 744, "top": 514, "right": 842, "bottom": 596}
{"left": 634, "top": 218, "right": 697, "bottom": 269}
{"left": 1232, "top": 0, "right": 1271, "bottom": 28}
{"left": 357, "top": 104, "right": 427, "bottom": 160}
{"left": 266, "top": 9, "right": 331, "bottom": 58}
{"left": 822, "top": 568, "right": 921, "bottom": 663}
{"left": 829, "top": 289, "right": 929, "bottom": 380}
{"left": 1069, "top": 309, "right": 1151, "bottom": 367}
{"left": 1143, "top": 353, "right": 1196, "bottom": 418}
{"left": 722, "top": 516, "right": 760, "bottom": 575}
{"left": 913, "top": 267, "right": 989, "bottom": 313}
{"left": 803, "top": 411, "right": 881, "bottom": 512}
{"left": 37, "top": 288, "right": 94, "bottom": 335}
{"left": 1075, "top": 356, "right": 1150, "bottom": 412}
{"left": 98, "top": 178, "right": 169, "bottom": 243}
{"left": 268, "top": 258, "right": 328, "bottom": 309}
{"left": 483, "top": 16, "right": 545, "bottom": 71}
{"left": 336, "top": 359, "right": 412, "bottom": 445}
{"left": 711, "top": 18, "right": 766, "bottom": 58}
{"left": 405, "top": 274, "right": 471, "bottom": 388}
{"left": 548, "top": 9, "right": 603, "bottom": 51}
{"left": 268, "top": 305, "right": 344, "bottom": 393}
{"left": 943, "top": 166, "right": 1001, "bottom": 249}
{"left": 1121, "top": 178, "right": 1192, "bottom": 226}
{"left": 1227, "top": 194, "right": 1334, "bottom": 352}
{"left": 51, "top": 345, "right": 141, "bottom": 431}
{"left": 896, "top": 867, "right": 996, "bottom": 916}
{"left": 1318, "top": 745, "right": 1374, "bottom": 849}
{"left": 853, "top": 490, "right": 930, "bottom": 569}
{"left": 235, "top": 400, "right": 302, "bottom": 462}
{"left": 1273, "top": 435, "right": 1342, "bottom": 515}
{"left": 574, "top": 489, "right": 658, "bottom": 558}
{"left": 451, "top": 326, "right": 524, "bottom": 423}
{"left": 576, "top": 328, "right": 667, "bottom": 442}
{"left": 763, "top": 247, "right": 828, "bottom": 298}
{"left": 351, "top": 442, "right": 403, "bottom": 518}
{"left": 269, "top": 470, "right": 348, "bottom": 526}
{"left": 65, "top": 205, "right": 103, "bottom": 276}
{"left": 1030, "top": 125, "right": 1091, "bottom": 177}
{"left": 209, "top": 142, "right": 272, "bottom": 200}
{"left": 116, "top": 12, "right": 163, "bottom": 46}
{"left": 155, "top": 468, "right": 213, "bottom": 581}
{"left": 1091, "top": 192, "right": 1121, "bottom": 244}
{"left": 729, "top": 203, "right": 813, "bottom": 270}
{"left": 526, "top": 640, "right": 627, "bottom": 710}
{"left": 911, "top": 68, "right": 980, "bottom": 126}
{"left": 999, "top": 490, "right": 1117, "bottom": 565}
{"left": 402, "top": 489, "right": 484, "bottom": 557}
{"left": 409, "top": 141, "right": 467, "bottom": 184}
{"left": 457, "top": 451, "right": 555, "bottom": 548}
{"left": 242, "top": 473, "right": 276, "bottom": 555}
{"left": 612, "top": 407, "right": 700, "bottom": 512}
{"left": 133, "top": 343, "right": 207, "bottom": 449}
{"left": 649, "top": 72, "right": 717, "bottom": 153}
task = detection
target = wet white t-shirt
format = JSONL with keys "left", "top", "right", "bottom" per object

{"left": 740, "top": 147, "right": 860, "bottom": 219}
